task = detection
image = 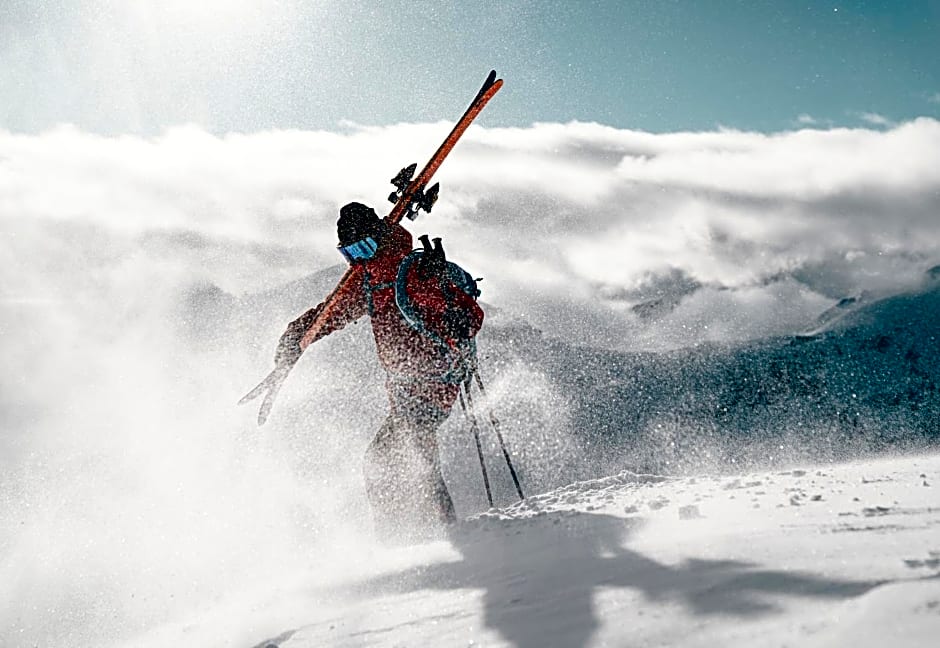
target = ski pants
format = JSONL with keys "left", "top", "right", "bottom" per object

{"left": 364, "top": 378, "right": 459, "bottom": 535}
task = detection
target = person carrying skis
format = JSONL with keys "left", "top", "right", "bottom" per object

{"left": 275, "top": 202, "right": 484, "bottom": 536}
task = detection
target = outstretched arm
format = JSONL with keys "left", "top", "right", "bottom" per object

{"left": 275, "top": 268, "right": 368, "bottom": 365}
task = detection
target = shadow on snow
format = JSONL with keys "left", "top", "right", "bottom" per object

{"left": 339, "top": 510, "right": 886, "bottom": 648}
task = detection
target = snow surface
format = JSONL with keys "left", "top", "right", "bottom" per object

{"left": 121, "top": 453, "right": 940, "bottom": 648}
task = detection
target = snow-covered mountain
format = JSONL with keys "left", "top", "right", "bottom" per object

{"left": 488, "top": 268, "right": 940, "bottom": 477}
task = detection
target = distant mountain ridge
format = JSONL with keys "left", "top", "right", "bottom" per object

{"left": 483, "top": 268, "right": 940, "bottom": 476}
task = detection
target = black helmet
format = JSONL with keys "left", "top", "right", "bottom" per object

{"left": 337, "top": 202, "right": 381, "bottom": 247}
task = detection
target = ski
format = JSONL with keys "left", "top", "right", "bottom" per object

{"left": 238, "top": 363, "right": 292, "bottom": 426}
{"left": 240, "top": 70, "right": 503, "bottom": 425}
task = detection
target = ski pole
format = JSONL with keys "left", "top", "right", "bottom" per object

{"left": 471, "top": 370, "right": 525, "bottom": 501}
{"left": 459, "top": 384, "right": 493, "bottom": 507}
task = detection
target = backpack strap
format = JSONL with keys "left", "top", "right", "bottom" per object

{"left": 394, "top": 249, "right": 481, "bottom": 384}
{"left": 394, "top": 251, "right": 451, "bottom": 348}
{"left": 362, "top": 268, "right": 395, "bottom": 316}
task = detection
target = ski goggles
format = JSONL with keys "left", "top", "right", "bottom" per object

{"left": 337, "top": 236, "right": 378, "bottom": 263}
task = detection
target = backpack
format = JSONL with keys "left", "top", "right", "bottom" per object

{"left": 394, "top": 247, "right": 484, "bottom": 351}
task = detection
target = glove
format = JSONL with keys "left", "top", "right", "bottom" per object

{"left": 275, "top": 305, "right": 323, "bottom": 366}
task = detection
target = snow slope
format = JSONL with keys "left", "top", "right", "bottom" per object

{"left": 164, "top": 453, "right": 939, "bottom": 648}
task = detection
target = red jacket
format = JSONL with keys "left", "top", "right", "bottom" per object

{"left": 308, "top": 222, "right": 483, "bottom": 389}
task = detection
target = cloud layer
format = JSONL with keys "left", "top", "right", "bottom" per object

{"left": 4, "top": 118, "right": 938, "bottom": 349}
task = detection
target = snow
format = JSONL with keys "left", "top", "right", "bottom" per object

{"left": 133, "top": 454, "right": 939, "bottom": 648}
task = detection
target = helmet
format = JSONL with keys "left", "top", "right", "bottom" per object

{"left": 337, "top": 202, "right": 383, "bottom": 263}
{"left": 337, "top": 202, "right": 381, "bottom": 246}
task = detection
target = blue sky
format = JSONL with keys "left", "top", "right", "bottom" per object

{"left": 1, "top": 0, "right": 939, "bottom": 134}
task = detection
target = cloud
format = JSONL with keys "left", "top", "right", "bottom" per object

{"left": 3, "top": 117, "right": 940, "bottom": 422}
{"left": 3, "top": 118, "right": 939, "bottom": 346}
{"left": 858, "top": 112, "right": 896, "bottom": 128}
{"left": 793, "top": 114, "right": 836, "bottom": 129}
{"left": 929, "top": 93, "right": 940, "bottom": 105}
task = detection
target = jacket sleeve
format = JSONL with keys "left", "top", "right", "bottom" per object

{"left": 277, "top": 268, "right": 368, "bottom": 361}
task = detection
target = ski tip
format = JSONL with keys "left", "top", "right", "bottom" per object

{"left": 473, "top": 70, "right": 502, "bottom": 104}
{"left": 257, "top": 398, "right": 273, "bottom": 425}
{"left": 258, "top": 388, "right": 279, "bottom": 426}
{"left": 238, "top": 377, "right": 270, "bottom": 405}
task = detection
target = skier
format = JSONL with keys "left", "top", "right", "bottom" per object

{"left": 275, "top": 201, "right": 484, "bottom": 536}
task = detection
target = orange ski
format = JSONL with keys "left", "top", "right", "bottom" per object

{"left": 240, "top": 70, "right": 503, "bottom": 425}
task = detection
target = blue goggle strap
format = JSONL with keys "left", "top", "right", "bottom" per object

{"left": 337, "top": 236, "right": 378, "bottom": 262}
